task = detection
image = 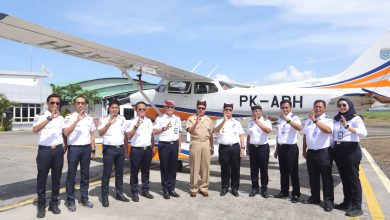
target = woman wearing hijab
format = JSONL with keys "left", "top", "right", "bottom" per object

{"left": 333, "top": 98, "right": 367, "bottom": 217}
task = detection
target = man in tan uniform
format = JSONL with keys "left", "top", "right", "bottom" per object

{"left": 186, "top": 100, "right": 214, "bottom": 197}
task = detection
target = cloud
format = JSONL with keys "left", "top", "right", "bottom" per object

{"left": 255, "top": 65, "right": 316, "bottom": 85}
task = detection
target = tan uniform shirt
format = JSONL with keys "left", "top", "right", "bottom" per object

{"left": 186, "top": 115, "right": 214, "bottom": 143}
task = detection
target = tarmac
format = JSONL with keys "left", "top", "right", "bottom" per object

{"left": 0, "top": 124, "right": 389, "bottom": 220}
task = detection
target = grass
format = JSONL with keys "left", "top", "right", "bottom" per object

{"left": 362, "top": 111, "right": 390, "bottom": 120}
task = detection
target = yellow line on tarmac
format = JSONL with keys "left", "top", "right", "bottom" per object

{"left": 348, "top": 165, "right": 385, "bottom": 220}
{"left": 0, "top": 143, "right": 36, "bottom": 148}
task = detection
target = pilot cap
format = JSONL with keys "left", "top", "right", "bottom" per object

{"left": 223, "top": 103, "right": 233, "bottom": 109}
{"left": 197, "top": 100, "right": 206, "bottom": 107}
{"left": 164, "top": 99, "right": 175, "bottom": 106}
{"left": 251, "top": 105, "right": 262, "bottom": 111}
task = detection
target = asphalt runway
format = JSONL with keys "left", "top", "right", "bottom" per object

{"left": 0, "top": 125, "right": 389, "bottom": 219}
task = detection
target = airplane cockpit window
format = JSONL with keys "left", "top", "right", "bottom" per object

{"left": 219, "top": 81, "right": 235, "bottom": 90}
{"left": 167, "top": 81, "right": 192, "bottom": 94}
{"left": 194, "top": 82, "right": 219, "bottom": 94}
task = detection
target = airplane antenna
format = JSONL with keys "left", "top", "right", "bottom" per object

{"left": 207, "top": 65, "right": 219, "bottom": 78}
{"left": 191, "top": 59, "right": 203, "bottom": 72}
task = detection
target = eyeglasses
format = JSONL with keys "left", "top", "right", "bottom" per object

{"left": 137, "top": 108, "right": 147, "bottom": 112}
{"left": 76, "top": 102, "right": 86, "bottom": 105}
{"left": 337, "top": 103, "right": 347, "bottom": 108}
{"left": 197, "top": 107, "right": 206, "bottom": 110}
{"left": 224, "top": 108, "right": 233, "bottom": 112}
{"left": 49, "top": 102, "right": 60, "bottom": 105}
{"left": 165, "top": 106, "right": 175, "bottom": 109}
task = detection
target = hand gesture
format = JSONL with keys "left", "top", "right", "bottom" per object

{"left": 77, "top": 111, "right": 85, "bottom": 122}
{"left": 51, "top": 109, "right": 59, "bottom": 119}
{"left": 340, "top": 115, "right": 347, "bottom": 127}
{"left": 279, "top": 113, "right": 288, "bottom": 122}
{"left": 135, "top": 118, "right": 143, "bottom": 127}
{"left": 108, "top": 116, "right": 117, "bottom": 125}
{"left": 308, "top": 111, "right": 315, "bottom": 122}
{"left": 196, "top": 116, "right": 201, "bottom": 123}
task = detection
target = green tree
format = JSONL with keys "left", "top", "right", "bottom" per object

{"left": 0, "top": 93, "right": 13, "bottom": 131}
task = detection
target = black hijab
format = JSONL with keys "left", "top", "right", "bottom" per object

{"left": 334, "top": 98, "right": 358, "bottom": 121}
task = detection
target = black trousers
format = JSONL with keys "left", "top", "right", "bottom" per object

{"left": 66, "top": 145, "right": 91, "bottom": 204}
{"left": 101, "top": 145, "right": 125, "bottom": 198}
{"left": 218, "top": 143, "right": 241, "bottom": 190}
{"left": 248, "top": 144, "right": 269, "bottom": 190}
{"left": 158, "top": 141, "right": 179, "bottom": 192}
{"left": 278, "top": 144, "right": 300, "bottom": 196}
{"left": 333, "top": 142, "right": 362, "bottom": 210}
{"left": 306, "top": 147, "right": 334, "bottom": 202}
{"left": 130, "top": 147, "right": 152, "bottom": 194}
{"left": 36, "top": 145, "right": 64, "bottom": 208}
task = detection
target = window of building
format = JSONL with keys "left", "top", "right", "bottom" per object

{"left": 167, "top": 81, "right": 192, "bottom": 94}
{"left": 194, "top": 82, "right": 219, "bottom": 94}
{"left": 12, "top": 103, "right": 41, "bottom": 123}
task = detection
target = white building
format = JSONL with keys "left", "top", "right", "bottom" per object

{"left": 0, "top": 71, "right": 52, "bottom": 130}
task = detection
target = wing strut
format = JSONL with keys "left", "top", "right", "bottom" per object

{"left": 121, "top": 68, "right": 162, "bottom": 115}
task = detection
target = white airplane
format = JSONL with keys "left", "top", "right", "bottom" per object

{"left": 0, "top": 12, "right": 389, "bottom": 123}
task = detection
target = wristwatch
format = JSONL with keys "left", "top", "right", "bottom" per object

{"left": 313, "top": 119, "right": 318, "bottom": 124}
{"left": 91, "top": 149, "right": 96, "bottom": 153}
{"left": 344, "top": 124, "right": 350, "bottom": 129}
{"left": 287, "top": 119, "right": 291, "bottom": 123}
{"left": 47, "top": 116, "right": 52, "bottom": 121}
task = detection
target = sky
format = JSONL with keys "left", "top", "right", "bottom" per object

{"left": 1, "top": 0, "right": 390, "bottom": 86}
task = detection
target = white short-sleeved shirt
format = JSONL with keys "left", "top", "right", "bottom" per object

{"left": 247, "top": 116, "right": 272, "bottom": 145}
{"left": 333, "top": 115, "right": 367, "bottom": 142}
{"left": 64, "top": 112, "right": 96, "bottom": 145}
{"left": 126, "top": 117, "right": 153, "bottom": 147}
{"left": 215, "top": 118, "right": 245, "bottom": 145}
{"left": 304, "top": 113, "right": 333, "bottom": 150}
{"left": 277, "top": 112, "right": 301, "bottom": 145}
{"left": 153, "top": 114, "right": 182, "bottom": 142}
{"left": 98, "top": 115, "right": 127, "bottom": 145}
{"left": 33, "top": 110, "right": 64, "bottom": 146}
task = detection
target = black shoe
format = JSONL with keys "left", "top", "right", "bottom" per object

{"left": 249, "top": 189, "right": 259, "bottom": 197}
{"left": 334, "top": 201, "right": 351, "bottom": 211}
{"left": 132, "top": 193, "right": 139, "bottom": 202}
{"left": 302, "top": 197, "right": 320, "bottom": 204}
{"left": 48, "top": 204, "right": 61, "bottom": 214}
{"left": 291, "top": 195, "right": 300, "bottom": 203}
{"left": 324, "top": 201, "right": 333, "bottom": 212}
{"left": 141, "top": 191, "right": 154, "bottom": 199}
{"left": 231, "top": 189, "right": 239, "bottom": 197}
{"left": 81, "top": 200, "right": 93, "bottom": 208}
{"left": 163, "top": 191, "right": 170, "bottom": 199}
{"left": 67, "top": 202, "right": 76, "bottom": 212}
{"left": 261, "top": 189, "right": 269, "bottom": 198}
{"left": 169, "top": 191, "right": 180, "bottom": 198}
{"left": 346, "top": 208, "right": 363, "bottom": 217}
{"left": 37, "top": 206, "right": 45, "bottom": 218}
{"left": 220, "top": 189, "right": 228, "bottom": 196}
{"left": 102, "top": 197, "right": 109, "bottom": 207}
{"left": 274, "top": 192, "right": 288, "bottom": 198}
{"left": 116, "top": 194, "right": 130, "bottom": 202}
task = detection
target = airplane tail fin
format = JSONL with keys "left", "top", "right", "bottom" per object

{"left": 310, "top": 31, "right": 390, "bottom": 101}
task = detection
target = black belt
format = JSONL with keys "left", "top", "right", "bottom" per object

{"left": 70, "top": 144, "right": 90, "bottom": 147}
{"left": 220, "top": 143, "right": 239, "bottom": 147}
{"left": 39, "top": 144, "right": 63, "bottom": 150}
{"left": 159, "top": 140, "right": 178, "bottom": 145}
{"left": 104, "top": 144, "right": 124, "bottom": 148}
{"left": 132, "top": 145, "right": 152, "bottom": 150}
{"left": 249, "top": 143, "right": 268, "bottom": 147}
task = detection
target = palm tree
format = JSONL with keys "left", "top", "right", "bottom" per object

{"left": 0, "top": 93, "right": 13, "bottom": 130}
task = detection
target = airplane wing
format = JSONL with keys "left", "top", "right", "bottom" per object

{"left": 0, "top": 12, "right": 209, "bottom": 81}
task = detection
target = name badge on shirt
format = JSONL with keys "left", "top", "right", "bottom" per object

{"left": 337, "top": 131, "right": 344, "bottom": 139}
{"left": 174, "top": 127, "right": 178, "bottom": 134}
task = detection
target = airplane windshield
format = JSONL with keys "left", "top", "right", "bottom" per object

{"left": 155, "top": 80, "right": 167, "bottom": 93}
{"left": 219, "top": 81, "right": 235, "bottom": 90}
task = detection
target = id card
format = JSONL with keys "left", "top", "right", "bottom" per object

{"left": 337, "top": 131, "right": 344, "bottom": 140}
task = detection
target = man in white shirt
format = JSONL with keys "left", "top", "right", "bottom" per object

{"left": 246, "top": 105, "right": 272, "bottom": 198}
{"left": 127, "top": 101, "right": 155, "bottom": 202}
{"left": 153, "top": 100, "right": 182, "bottom": 199}
{"left": 274, "top": 100, "right": 302, "bottom": 203}
{"left": 33, "top": 94, "right": 65, "bottom": 218}
{"left": 98, "top": 99, "right": 129, "bottom": 207}
{"left": 302, "top": 100, "right": 334, "bottom": 212}
{"left": 214, "top": 103, "right": 245, "bottom": 197}
{"left": 64, "top": 95, "right": 96, "bottom": 211}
